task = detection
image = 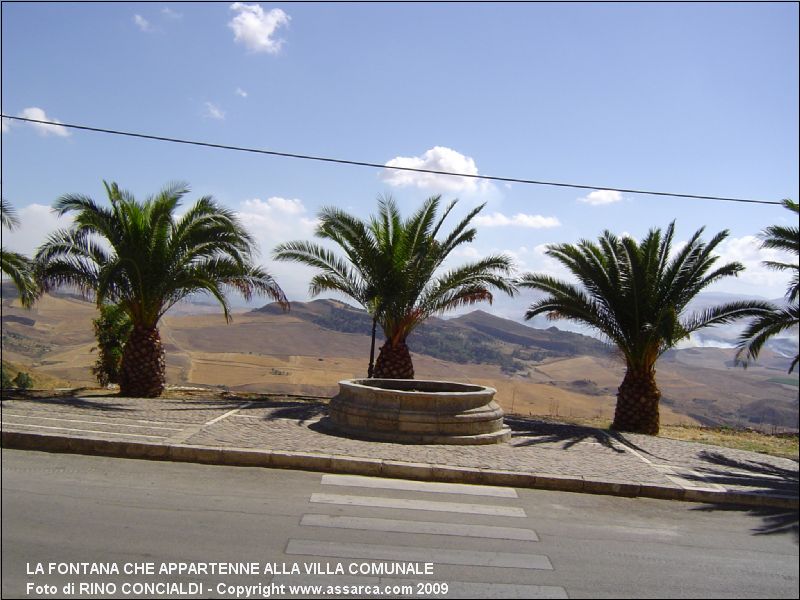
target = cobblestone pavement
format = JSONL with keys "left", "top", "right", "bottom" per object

{"left": 2, "top": 394, "right": 797, "bottom": 502}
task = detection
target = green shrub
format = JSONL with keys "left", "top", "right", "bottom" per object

{"left": 91, "top": 303, "right": 133, "bottom": 386}
{"left": 1, "top": 365, "right": 12, "bottom": 390}
{"left": 12, "top": 371, "right": 33, "bottom": 390}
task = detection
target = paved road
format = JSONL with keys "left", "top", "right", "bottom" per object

{"left": 2, "top": 450, "right": 798, "bottom": 599}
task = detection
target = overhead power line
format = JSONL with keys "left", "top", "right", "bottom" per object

{"left": 1, "top": 114, "right": 782, "bottom": 206}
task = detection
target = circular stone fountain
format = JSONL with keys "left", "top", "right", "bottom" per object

{"left": 328, "top": 379, "right": 511, "bottom": 444}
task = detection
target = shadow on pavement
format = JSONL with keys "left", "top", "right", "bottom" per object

{"left": 691, "top": 503, "right": 799, "bottom": 542}
{"left": 163, "top": 397, "right": 328, "bottom": 425}
{"left": 505, "top": 417, "right": 626, "bottom": 453}
{"left": 688, "top": 450, "right": 799, "bottom": 541}
{"left": 260, "top": 402, "right": 327, "bottom": 425}
{"left": 604, "top": 430, "right": 670, "bottom": 461}
{"left": 687, "top": 450, "right": 799, "bottom": 495}
{"left": 161, "top": 394, "right": 328, "bottom": 412}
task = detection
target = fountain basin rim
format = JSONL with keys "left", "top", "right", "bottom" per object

{"left": 339, "top": 378, "right": 497, "bottom": 396}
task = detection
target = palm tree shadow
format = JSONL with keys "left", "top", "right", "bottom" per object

{"left": 689, "top": 450, "right": 799, "bottom": 495}
{"left": 605, "top": 429, "right": 669, "bottom": 461}
{"left": 689, "top": 504, "right": 800, "bottom": 544}
{"left": 688, "top": 450, "right": 798, "bottom": 542}
{"left": 751, "top": 508, "right": 798, "bottom": 539}
{"left": 506, "top": 417, "right": 626, "bottom": 453}
{"left": 691, "top": 502, "right": 799, "bottom": 542}
{"left": 259, "top": 401, "right": 327, "bottom": 426}
{"left": 165, "top": 398, "right": 329, "bottom": 426}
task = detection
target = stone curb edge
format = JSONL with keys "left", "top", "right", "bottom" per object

{"left": 3, "top": 431, "right": 797, "bottom": 510}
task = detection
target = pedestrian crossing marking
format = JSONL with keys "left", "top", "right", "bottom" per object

{"left": 310, "top": 493, "right": 527, "bottom": 517}
{"left": 321, "top": 474, "right": 518, "bottom": 498}
{"left": 300, "top": 513, "right": 539, "bottom": 541}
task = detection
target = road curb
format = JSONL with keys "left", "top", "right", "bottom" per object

{"left": 3, "top": 430, "right": 798, "bottom": 509}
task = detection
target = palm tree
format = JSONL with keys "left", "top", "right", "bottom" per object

{"left": 1, "top": 198, "right": 37, "bottom": 307}
{"left": 35, "top": 181, "right": 288, "bottom": 397}
{"left": 519, "top": 223, "right": 771, "bottom": 435}
{"left": 274, "top": 195, "right": 515, "bottom": 378}
{"left": 736, "top": 199, "right": 799, "bottom": 373}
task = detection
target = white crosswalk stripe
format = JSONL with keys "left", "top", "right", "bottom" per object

{"left": 310, "top": 493, "right": 527, "bottom": 517}
{"left": 300, "top": 514, "right": 539, "bottom": 541}
{"left": 321, "top": 474, "right": 519, "bottom": 498}
{"left": 285, "top": 474, "right": 567, "bottom": 598}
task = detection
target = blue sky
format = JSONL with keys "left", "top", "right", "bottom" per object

{"left": 2, "top": 2, "right": 798, "bottom": 317}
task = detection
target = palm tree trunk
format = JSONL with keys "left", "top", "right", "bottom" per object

{"left": 611, "top": 366, "right": 660, "bottom": 435}
{"left": 373, "top": 340, "right": 414, "bottom": 379}
{"left": 119, "top": 325, "right": 166, "bottom": 397}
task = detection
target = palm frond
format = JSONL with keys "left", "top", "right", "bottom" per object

{"left": 734, "top": 198, "right": 799, "bottom": 367}
{"left": 36, "top": 181, "right": 285, "bottom": 328}
{"left": 735, "top": 303, "right": 799, "bottom": 373}
{"left": 680, "top": 300, "right": 776, "bottom": 336}
{"left": 758, "top": 199, "right": 799, "bottom": 303}
{"left": 417, "top": 254, "right": 516, "bottom": 322}
{"left": 519, "top": 224, "right": 762, "bottom": 371}
{"left": 1, "top": 198, "right": 20, "bottom": 229}
{"left": 1, "top": 249, "right": 38, "bottom": 307}
{"left": 760, "top": 210, "right": 799, "bottom": 254}
{"left": 520, "top": 272, "right": 626, "bottom": 355}
{"left": 275, "top": 197, "right": 514, "bottom": 342}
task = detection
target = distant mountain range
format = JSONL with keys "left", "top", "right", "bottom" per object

{"left": 254, "top": 299, "right": 610, "bottom": 374}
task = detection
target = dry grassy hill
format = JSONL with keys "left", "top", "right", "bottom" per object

{"left": 2, "top": 286, "right": 797, "bottom": 430}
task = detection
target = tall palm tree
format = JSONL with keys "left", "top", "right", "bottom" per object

{"left": 35, "top": 181, "right": 288, "bottom": 397}
{"left": 736, "top": 199, "right": 799, "bottom": 373}
{"left": 1, "top": 198, "right": 37, "bottom": 307}
{"left": 274, "top": 195, "right": 515, "bottom": 378}
{"left": 519, "top": 223, "right": 771, "bottom": 435}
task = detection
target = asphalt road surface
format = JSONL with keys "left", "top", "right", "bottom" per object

{"left": 2, "top": 450, "right": 798, "bottom": 599}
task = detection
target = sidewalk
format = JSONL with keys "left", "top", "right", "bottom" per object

{"left": 1, "top": 392, "right": 797, "bottom": 509}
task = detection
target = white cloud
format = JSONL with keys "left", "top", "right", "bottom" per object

{"left": 578, "top": 189, "right": 623, "bottom": 206}
{"left": 676, "top": 334, "right": 736, "bottom": 350}
{"left": 203, "top": 102, "right": 226, "bottom": 120}
{"left": 241, "top": 196, "right": 310, "bottom": 218}
{"left": 236, "top": 196, "right": 319, "bottom": 301}
{"left": 381, "top": 146, "right": 492, "bottom": 194}
{"left": 228, "top": 3, "right": 290, "bottom": 54}
{"left": 517, "top": 244, "right": 574, "bottom": 281}
{"left": 474, "top": 212, "right": 561, "bottom": 229}
{"left": 17, "top": 107, "right": 71, "bottom": 137}
{"left": 1, "top": 117, "right": 10, "bottom": 133}
{"left": 449, "top": 246, "right": 481, "bottom": 260}
{"left": 161, "top": 7, "right": 182, "bottom": 19}
{"left": 0, "top": 203, "right": 73, "bottom": 256}
{"left": 235, "top": 87, "right": 249, "bottom": 98}
{"left": 133, "top": 14, "right": 153, "bottom": 32}
{"left": 710, "top": 235, "right": 796, "bottom": 298}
